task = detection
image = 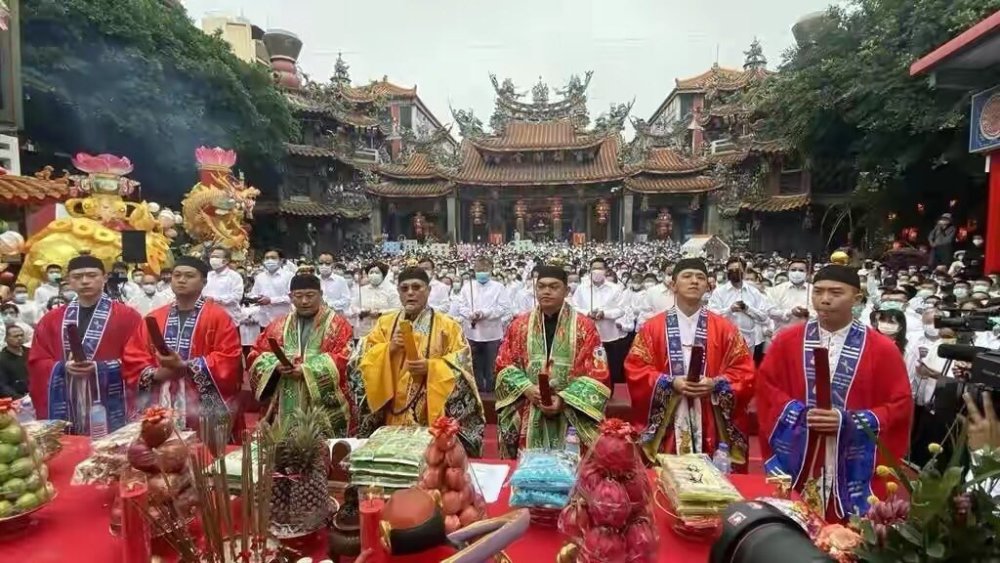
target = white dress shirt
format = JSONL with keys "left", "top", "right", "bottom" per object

{"left": 345, "top": 282, "right": 401, "bottom": 339}
{"left": 34, "top": 283, "right": 59, "bottom": 309}
{"left": 428, "top": 278, "right": 451, "bottom": 313}
{"left": 768, "top": 281, "right": 813, "bottom": 331}
{"left": 251, "top": 269, "right": 293, "bottom": 327}
{"left": 320, "top": 273, "right": 352, "bottom": 313}
{"left": 708, "top": 282, "right": 772, "bottom": 347}
{"left": 238, "top": 304, "right": 265, "bottom": 347}
{"left": 203, "top": 267, "right": 244, "bottom": 324}
{"left": 570, "top": 280, "right": 627, "bottom": 342}
{"left": 637, "top": 284, "right": 676, "bottom": 327}
{"left": 12, "top": 299, "right": 41, "bottom": 327}
{"left": 620, "top": 287, "right": 647, "bottom": 333}
{"left": 127, "top": 289, "right": 175, "bottom": 316}
{"left": 455, "top": 279, "right": 511, "bottom": 342}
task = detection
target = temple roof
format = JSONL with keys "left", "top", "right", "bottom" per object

{"left": 629, "top": 147, "right": 710, "bottom": 175}
{"left": 469, "top": 120, "right": 610, "bottom": 152}
{"left": 340, "top": 78, "right": 418, "bottom": 103}
{"left": 376, "top": 152, "right": 440, "bottom": 180}
{"left": 285, "top": 143, "right": 343, "bottom": 159}
{"left": 623, "top": 175, "right": 720, "bottom": 194}
{"left": 449, "top": 136, "right": 624, "bottom": 186}
{"left": 285, "top": 91, "right": 380, "bottom": 127}
{"left": 675, "top": 64, "right": 770, "bottom": 93}
{"left": 0, "top": 170, "right": 71, "bottom": 205}
{"left": 367, "top": 180, "right": 454, "bottom": 198}
{"left": 742, "top": 192, "right": 810, "bottom": 212}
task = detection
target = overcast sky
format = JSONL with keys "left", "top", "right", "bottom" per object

{"left": 181, "top": 0, "right": 836, "bottom": 137}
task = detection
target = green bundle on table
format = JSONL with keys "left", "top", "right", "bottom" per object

{"left": 348, "top": 426, "right": 430, "bottom": 491}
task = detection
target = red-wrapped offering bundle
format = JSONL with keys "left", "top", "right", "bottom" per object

{"left": 111, "top": 407, "right": 198, "bottom": 534}
{"left": 416, "top": 417, "right": 486, "bottom": 534}
{"left": 558, "top": 419, "right": 657, "bottom": 563}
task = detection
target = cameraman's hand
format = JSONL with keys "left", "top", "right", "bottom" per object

{"left": 964, "top": 391, "right": 1000, "bottom": 451}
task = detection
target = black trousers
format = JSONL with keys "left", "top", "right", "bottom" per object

{"left": 470, "top": 339, "right": 501, "bottom": 394}
{"left": 603, "top": 336, "right": 630, "bottom": 388}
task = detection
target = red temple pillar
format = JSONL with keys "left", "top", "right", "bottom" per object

{"left": 987, "top": 153, "right": 1000, "bottom": 273}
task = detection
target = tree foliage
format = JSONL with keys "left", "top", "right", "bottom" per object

{"left": 20, "top": 0, "right": 297, "bottom": 201}
{"left": 748, "top": 0, "right": 1000, "bottom": 244}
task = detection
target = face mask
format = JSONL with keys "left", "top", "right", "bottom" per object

{"left": 851, "top": 304, "right": 864, "bottom": 319}
{"left": 917, "top": 289, "right": 934, "bottom": 298}
{"left": 48, "top": 272, "right": 61, "bottom": 283}
{"left": 880, "top": 300, "right": 904, "bottom": 312}
{"left": 318, "top": 265, "right": 333, "bottom": 276}
{"left": 788, "top": 271, "right": 807, "bottom": 285}
{"left": 13, "top": 293, "right": 26, "bottom": 304}
{"left": 716, "top": 274, "right": 726, "bottom": 283}
{"left": 973, "top": 285, "right": 990, "bottom": 294}
{"left": 368, "top": 272, "right": 383, "bottom": 286}
{"left": 954, "top": 288, "right": 969, "bottom": 299}
{"left": 209, "top": 257, "right": 226, "bottom": 270}
{"left": 569, "top": 282, "right": 579, "bottom": 291}
{"left": 143, "top": 284, "right": 156, "bottom": 295}
{"left": 475, "top": 272, "right": 490, "bottom": 284}
{"left": 643, "top": 281, "right": 655, "bottom": 289}
{"left": 631, "top": 282, "right": 642, "bottom": 290}
{"left": 924, "top": 324, "right": 940, "bottom": 338}
{"left": 763, "top": 270, "right": 775, "bottom": 280}
{"left": 63, "top": 291, "right": 77, "bottom": 301}
{"left": 264, "top": 259, "right": 280, "bottom": 272}
{"left": 877, "top": 322, "right": 900, "bottom": 336}
{"left": 591, "top": 270, "right": 606, "bottom": 284}
{"left": 452, "top": 285, "right": 462, "bottom": 294}
{"left": 727, "top": 270, "right": 742, "bottom": 284}
{"left": 974, "top": 239, "right": 983, "bottom": 247}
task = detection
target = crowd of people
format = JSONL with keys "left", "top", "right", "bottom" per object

{"left": 0, "top": 236, "right": 998, "bottom": 521}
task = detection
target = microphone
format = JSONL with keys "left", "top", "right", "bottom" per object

{"left": 936, "top": 343, "right": 990, "bottom": 363}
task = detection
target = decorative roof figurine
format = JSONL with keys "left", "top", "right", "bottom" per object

{"left": 744, "top": 38, "right": 768, "bottom": 71}
{"left": 531, "top": 77, "right": 550, "bottom": 105}
{"left": 332, "top": 52, "right": 350, "bottom": 87}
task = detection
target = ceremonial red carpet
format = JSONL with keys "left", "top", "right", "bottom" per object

{"left": 2, "top": 436, "right": 777, "bottom": 562}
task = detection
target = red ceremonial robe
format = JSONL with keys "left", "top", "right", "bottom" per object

{"left": 28, "top": 296, "right": 141, "bottom": 435}
{"left": 122, "top": 297, "right": 243, "bottom": 433}
{"left": 624, "top": 309, "right": 755, "bottom": 469}
{"left": 757, "top": 321, "right": 913, "bottom": 520}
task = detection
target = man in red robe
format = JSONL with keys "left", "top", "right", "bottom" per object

{"left": 247, "top": 273, "right": 355, "bottom": 436}
{"left": 123, "top": 256, "right": 243, "bottom": 434}
{"left": 29, "top": 255, "right": 142, "bottom": 436}
{"left": 625, "top": 258, "right": 755, "bottom": 469}
{"left": 757, "top": 265, "right": 913, "bottom": 521}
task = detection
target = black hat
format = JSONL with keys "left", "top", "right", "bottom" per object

{"left": 533, "top": 265, "right": 568, "bottom": 284}
{"left": 673, "top": 258, "right": 708, "bottom": 280}
{"left": 290, "top": 273, "right": 321, "bottom": 291}
{"left": 397, "top": 266, "right": 430, "bottom": 285}
{"left": 173, "top": 256, "right": 210, "bottom": 278}
{"left": 67, "top": 255, "right": 105, "bottom": 273}
{"left": 813, "top": 265, "right": 860, "bottom": 290}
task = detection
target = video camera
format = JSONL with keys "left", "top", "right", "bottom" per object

{"left": 932, "top": 342, "right": 1000, "bottom": 422}
{"left": 933, "top": 304, "right": 1000, "bottom": 334}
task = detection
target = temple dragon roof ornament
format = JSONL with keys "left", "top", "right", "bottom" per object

{"left": 488, "top": 71, "right": 594, "bottom": 132}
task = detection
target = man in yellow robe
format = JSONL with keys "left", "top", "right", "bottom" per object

{"left": 348, "top": 267, "right": 485, "bottom": 456}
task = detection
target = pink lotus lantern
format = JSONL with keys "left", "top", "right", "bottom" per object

{"left": 195, "top": 146, "right": 238, "bottom": 185}
{"left": 70, "top": 153, "right": 139, "bottom": 196}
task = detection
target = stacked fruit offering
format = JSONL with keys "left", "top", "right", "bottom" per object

{"left": 417, "top": 417, "right": 486, "bottom": 533}
{"left": 0, "top": 397, "right": 54, "bottom": 519}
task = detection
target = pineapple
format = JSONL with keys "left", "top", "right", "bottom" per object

{"left": 269, "top": 407, "right": 334, "bottom": 535}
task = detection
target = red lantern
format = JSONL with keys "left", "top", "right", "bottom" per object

{"left": 905, "top": 227, "right": 918, "bottom": 242}
{"left": 957, "top": 227, "right": 968, "bottom": 242}
{"left": 595, "top": 199, "right": 610, "bottom": 224}
{"left": 549, "top": 197, "right": 563, "bottom": 219}
{"left": 471, "top": 201, "right": 485, "bottom": 225}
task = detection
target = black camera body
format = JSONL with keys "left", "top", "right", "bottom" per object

{"left": 933, "top": 344, "right": 1000, "bottom": 422}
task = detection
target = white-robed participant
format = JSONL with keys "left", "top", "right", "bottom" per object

{"left": 345, "top": 262, "right": 401, "bottom": 340}
{"left": 127, "top": 273, "right": 175, "bottom": 316}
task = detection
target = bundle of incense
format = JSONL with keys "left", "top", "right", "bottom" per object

{"left": 268, "top": 337, "right": 294, "bottom": 368}
{"left": 65, "top": 324, "right": 86, "bottom": 362}
{"left": 145, "top": 316, "right": 171, "bottom": 356}
{"left": 398, "top": 320, "right": 420, "bottom": 361}
{"left": 538, "top": 360, "right": 553, "bottom": 407}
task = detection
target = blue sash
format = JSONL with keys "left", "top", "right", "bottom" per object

{"left": 47, "top": 296, "right": 127, "bottom": 435}
{"left": 764, "top": 320, "right": 880, "bottom": 518}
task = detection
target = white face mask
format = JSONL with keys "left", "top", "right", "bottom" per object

{"left": 788, "top": 271, "right": 807, "bottom": 285}
{"left": 143, "top": 284, "right": 157, "bottom": 295}
{"left": 12, "top": 293, "right": 26, "bottom": 304}
{"left": 924, "top": 324, "right": 940, "bottom": 338}
{"left": 954, "top": 288, "right": 969, "bottom": 299}
{"left": 264, "top": 259, "right": 280, "bottom": 272}
{"left": 643, "top": 281, "right": 656, "bottom": 290}
{"left": 368, "top": 272, "right": 383, "bottom": 286}
{"left": 209, "top": 257, "right": 226, "bottom": 270}
{"left": 877, "top": 321, "right": 900, "bottom": 336}
{"left": 318, "top": 265, "right": 333, "bottom": 276}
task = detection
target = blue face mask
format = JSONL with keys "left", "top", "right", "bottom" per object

{"left": 851, "top": 304, "right": 864, "bottom": 319}
{"left": 475, "top": 272, "right": 490, "bottom": 284}
{"left": 879, "top": 301, "right": 905, "bottom": 312}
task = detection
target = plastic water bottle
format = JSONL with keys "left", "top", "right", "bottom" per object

{"left": 712, "top": 443, "right": 732, "bottom": 475}
{"left": 565, "top": 425, "right": 580, "bottom": 455}
{"left": 16, "top": 396, "right": 36, "bottom": 423}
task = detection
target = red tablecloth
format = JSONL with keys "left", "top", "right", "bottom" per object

{"left": 2, "top": 437, "right": 776, "bottom": 562}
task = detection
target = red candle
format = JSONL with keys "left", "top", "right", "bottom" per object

{"left": 360, "top": 487, "right": 387, "bottom": 563}
{"left": 119, "top": 473, "right": 151, "bottom": 563}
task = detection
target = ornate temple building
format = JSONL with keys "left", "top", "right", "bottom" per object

{"left": 255, "top": 29, "right": 455, "bottom": 254}
{"left": 643, "top": 40, "right": 818, "bottom": 252}
{"left": 368, "top": 73, "right": 634, "bottom": 243}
